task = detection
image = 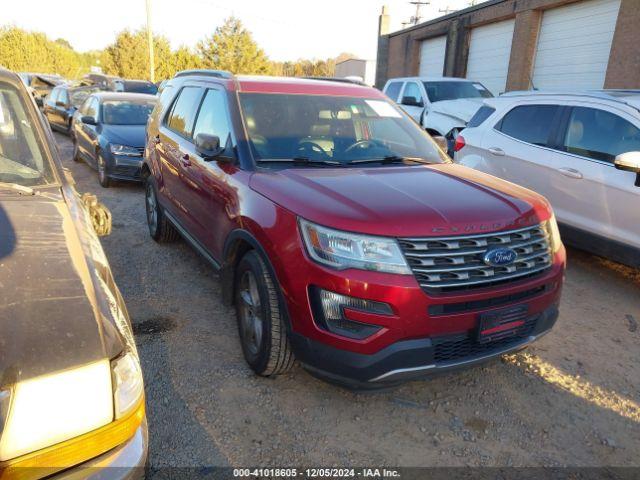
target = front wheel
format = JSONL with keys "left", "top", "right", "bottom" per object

{"left": 97, "top": 154, "right": 110, "bottom": 188}
{"left": 145, "top": 178, "right": 179, "bottom": 243}
{"left": 234, "top": 251, "right": 294, "bottom": 377}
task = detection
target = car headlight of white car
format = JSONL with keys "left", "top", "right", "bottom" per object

{"left": 299, "top": 218, "right": 411, "bottom": 275}
{"left": 0, "top": 352, "right": 144, "bottom": 469}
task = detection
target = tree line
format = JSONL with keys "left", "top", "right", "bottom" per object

{"left": 0, "top": 18, "right": 354, "bottom": 81}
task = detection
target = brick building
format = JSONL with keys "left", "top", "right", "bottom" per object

{"left": 375, "top": 0, "right": 640, "bottom": 94}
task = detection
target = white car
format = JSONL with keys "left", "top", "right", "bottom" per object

{"left": 382, "top": 77, "right": 493, "bottom": 145}
{"left": 454, "top": 91, "right": 640, "bottom": 267}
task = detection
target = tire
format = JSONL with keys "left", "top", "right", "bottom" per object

{"left": 97, "top": 153, "right": 111, "bottom": 188}
{"left": 234, "top": 250, "right": 294, "bottom": 377}
{"left": 145, "top": 178, "right": 179, "bottom": 243}
{"left": 72, "top": 138, "right": 81, "bottom": 163}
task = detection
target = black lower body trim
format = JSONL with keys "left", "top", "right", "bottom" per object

{"left": 290, "top": 304, "right": 559, "bottom": 389}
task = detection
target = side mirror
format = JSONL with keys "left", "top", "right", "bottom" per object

{"left": 615, "top": 152, "right": 640, "bottom": 173}
{"left": 432, "top": 135, "right": 448, "bottom": 152}
{"left": 195, "top": 133, "right": 223, "bottom": 160}
{"left": 401, "top": 96, "right": 424, "bottom": 108}
{"left": 81, "top": 193, "right": 112, "bottom": 237}
{"left": 81, "top": 116, "right": 96, "bottom": 125}
{"left": 615, "top": 152, "right": 640, "bottom": 187}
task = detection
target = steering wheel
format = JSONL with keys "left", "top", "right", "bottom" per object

{"left": 344, "top": 139, "right": 381, "bottom": 154}
{"left": 296, "top": 141, "right": 330, "bottom": 159}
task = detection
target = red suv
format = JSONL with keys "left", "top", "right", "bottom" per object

{"left": 143, "top": 70, "right": 565, "bottom": 388}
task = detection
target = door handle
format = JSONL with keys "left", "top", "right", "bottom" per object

{"left": 488, "top": 147, "right": 505, "bottom": 156}
{"left": 180, "top": 154, "right": 192, "bottom": 167}
{"left": 557, "top": 167, "right": 583, "bottom": 179}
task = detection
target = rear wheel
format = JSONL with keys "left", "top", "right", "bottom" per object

{"left": 72, "top": 138, "right": 81, "bottom": 163}
{"left": 145, "top": 178, "right": 179, "bottom": 243}
{"left": 97, "top": 154, "right": 110, "bottom": 188}
{"left": 234, "top": 251, "right": 294, "bottom": 377}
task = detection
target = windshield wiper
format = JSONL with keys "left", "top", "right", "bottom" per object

{"left": 257, "top": 157, "right": 342, "bottom": 167}
{"left": 0, "top": 182, "right": 35, "bottom": 195}
{"left": 347, "top": 155, "right": 430, "bottom": 165}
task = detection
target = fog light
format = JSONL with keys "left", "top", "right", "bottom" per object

{"left": 311, "top": 288, "right": 392, "bottom": 340}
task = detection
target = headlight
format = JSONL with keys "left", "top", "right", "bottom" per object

{"left": 547, "top": 214, "right": 562, "bottom": 253}
{"left": 112, "top": 351, "right": 144, "bottom": 419}
{"left": 299, "top": 219, "right": 411, "bottom": 274}
{"left": 109, "top": 144, "right": 141, "bottom": 156}
{"left": 0, "top": 360, "right": 113, "bottom": 461}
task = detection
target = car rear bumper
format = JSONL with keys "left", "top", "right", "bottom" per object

{"left": 291, "top": 304, "right": 559, "bottom": 389}
{"left": 54, "top": 419, "right": 148, "bottom": 480}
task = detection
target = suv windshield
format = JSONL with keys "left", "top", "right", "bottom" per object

{"left": 238, "top": 93, "right": 448, "bottom": 166}
{"left": 0, "top": 82, "right": 54, "bottom": 186}
{"left": 423, "top": 81, "right": 493, "bottom": 102}
{"left": 102, "top": 100, "right": 155, "bottom": 125}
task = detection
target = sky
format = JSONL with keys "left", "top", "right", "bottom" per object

{"left": 4, "top": 0, "right": 478, "bottom": 61}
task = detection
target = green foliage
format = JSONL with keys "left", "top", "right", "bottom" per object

{"left": 0, "top": 21, "right": 355, "bottom": 82}
{"left": 197, "top": 17, "right": 272, "bottom": 75}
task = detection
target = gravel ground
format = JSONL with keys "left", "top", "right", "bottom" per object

{"left": 55, "top": 133, "right": 640, "bottom": 468}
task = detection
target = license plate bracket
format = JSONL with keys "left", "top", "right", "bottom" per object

{"left": 477, "top": 305, "right": 529, "bottom": 344}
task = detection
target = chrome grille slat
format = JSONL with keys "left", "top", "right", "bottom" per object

{"left": 399, "top": 223, "right": 553, "bottom": 292}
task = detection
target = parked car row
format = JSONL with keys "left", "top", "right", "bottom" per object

{"left": 383, "top": 76, "right": 640, "bottom": 268}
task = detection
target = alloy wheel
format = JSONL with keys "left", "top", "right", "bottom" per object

{"left": 238, "top": 270, "right": 263, "bottom": 358}
{"left": 145, "top": 182, "right": 158, "bottom": 235}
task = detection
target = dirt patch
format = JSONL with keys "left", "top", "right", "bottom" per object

{"left": 133, "top": 316, "right": 178, "bottom": 335}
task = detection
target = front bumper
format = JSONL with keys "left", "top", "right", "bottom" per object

{"left": 108, "top": 155, "right": 143, "bottom": 182}
{"left": 55, "top": 420, "right": 148, "bottom": 480}
{"left": 292, "top": 304, "right": 559, "bottom": 388}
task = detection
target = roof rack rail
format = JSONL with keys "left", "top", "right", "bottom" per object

{"left": 499, "top": 90, "right": 640, "bottom": 113}
{"left": 302, "top": 76, "right": 367, "bottom": 86}
{"left": 174, "top": 69, "right": 234, "bottom": 79}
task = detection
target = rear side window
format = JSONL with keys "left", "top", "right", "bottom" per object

{"left": 58, "top": 89, "right": 69, "bottom": 105}
{"left": 496, "top": 105, "right": 559, "bottom": 146}
{"left": 385, "top": 82, "right": 403, "bottom": 102}
{"left": 467, "top": 106, "right": 496, "bottom": 128}
{"left": 192, "top": 89, "right": 232, "bottom": 151}
{"left": 166, "top": 86, "right": 204, "bottom": 139}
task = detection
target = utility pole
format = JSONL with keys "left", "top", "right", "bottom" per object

{"left": 439, "top": 5, "right": 457, "bottom": 15}
{"left": 145, "top": 0, "right": 155, "bottom": 82}
{"left": 409, "top": 1, "right": 429, "bottom": 25}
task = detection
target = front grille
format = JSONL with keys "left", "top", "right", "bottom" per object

{"left": 433, "top": 314, "right": 538, "bottom": 363}
{"left": 399, "top": 224, "right": 552, "bottom": 292}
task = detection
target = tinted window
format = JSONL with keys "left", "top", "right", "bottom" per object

{"left": 401, "top": 83, "right": 422, "bottom": 104}
{"left": 102, "top": 100, "right": 156, "bottom": 125}
{"left": 497, "top": 105, "right": 559, "bottom": 146}
{"left": 193, "top": 89, "right": 232, "bottom": 150}
{"left": 385, "top": 82, "right": 402, "bottom": 102}
{"left": 47, "top": 88, "right": 59, "bottom": 104}
{"left": 563, "top": 107, "right": 640, "bottom": 163}
{"left": 84, "top": 97, "right": 99, "bottom": 119}
{"left": 166, "top": 87, "right": 203, "bottom": 138}
{"left": 423, "top": 81, "right": 485, "bottom": 102}
{"left": 467, "top": 106, "right": 496, "bottom": 128}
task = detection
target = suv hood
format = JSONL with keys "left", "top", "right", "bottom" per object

{"left": 0, "top": 193, "right": 122, "bottom": 386}
{"left": 430, "top": 98, "right": 485, "bottom": 123}
{"left": 250, "top": 164, "right": 551, "bottom": 237}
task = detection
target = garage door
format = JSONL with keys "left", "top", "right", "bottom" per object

{"left": 532, "top": 0, "right": 621, "bottom": 90}
{"left": 466, "top": 19, "right": 515, "bottom": 95}
{"left": 418, "top": 36, "right": 446, "bottom": 77}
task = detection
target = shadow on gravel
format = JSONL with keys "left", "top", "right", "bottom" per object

{"left": 134, "top": 316, "right": 179, "bottom": 336}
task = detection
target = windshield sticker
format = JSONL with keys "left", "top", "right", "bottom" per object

{"left": 365, "top": 100, "right": 402, "bottom": 118}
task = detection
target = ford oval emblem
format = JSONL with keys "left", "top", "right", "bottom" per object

{"left": 483, "top": 247, "right": 518, "bottom": 267}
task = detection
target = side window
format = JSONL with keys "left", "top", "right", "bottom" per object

{"left": 384, "top": 82, "right": 403, "bottom": 102}
{"left": 84, "top": 97, "right": 99, "bottom": 119}
{"left": 192, "top": 89, "right": 232, "bottom": 151}
{"left": 165, "top": 86, "right": 204, "bottom": 139}
{"left": 563, "top": 107, "right": 640, "bottom": 163}
{"left": 497, "top": 105, "right": 559, "bottom": 146}
{"left": 401, "top": 83, "right": 423, "bottom": 106}
{"left": 58, "top": 89, "right": 69, "bottom": 106}
{"left": 47, "top": 88, "right": 59, "bottom": 105}
{"left": 467, "top": 106, "right": 496, "bottom": 128}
